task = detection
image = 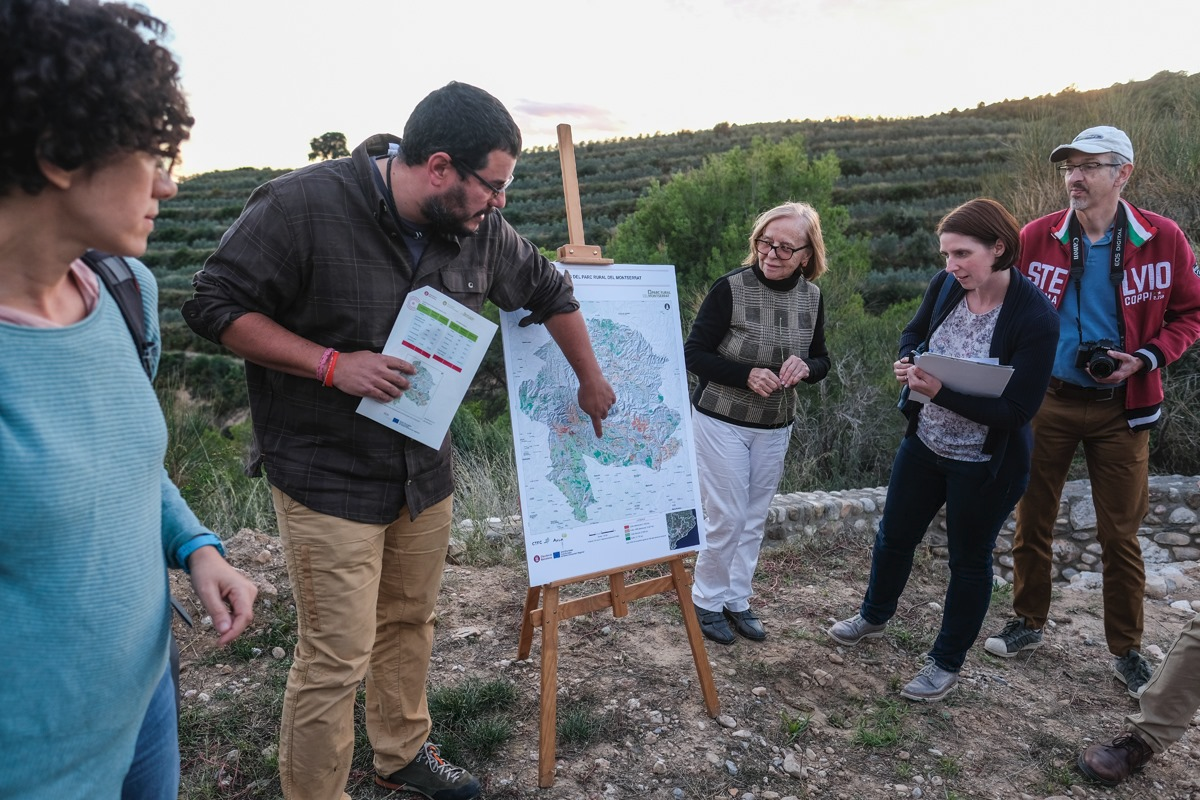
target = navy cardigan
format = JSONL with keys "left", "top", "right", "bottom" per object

{"left": 899, "top": 269, "right": 1059, "bottom": 480}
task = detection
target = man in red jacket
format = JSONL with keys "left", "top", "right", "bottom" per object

{"left": 984, "top": 126, "right": 1200, "bottom": 697}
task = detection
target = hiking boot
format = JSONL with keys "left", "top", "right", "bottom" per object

{"left": 375, "top": 741, "right": 481, "bottom": 800}
{"left": 827, "top": 613, "right": 886, "bottom": 646}
{"left": 1077, "top": 732, "right": 1153, "bottom": 786}
{"left": 695, "top": 603, "right": 735, "bottom": 645}
{"left": 1113, "top": 649, "right": 1153, "bottom": 698}
{"left": 723, "top": 607, "right": 766, "bottom": 641}
{"left": 899, "top": 658, "right": 959, "bottom": 702}
{"left": 983, "top": 617, "right": 1043, "bottom": 657}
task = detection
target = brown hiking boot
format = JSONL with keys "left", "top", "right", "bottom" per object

{"left": 1077, "top": 732, "right": 1153, "bottom": 786}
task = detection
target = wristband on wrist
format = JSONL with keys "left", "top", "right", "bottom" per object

{"left": 323, "top": 350, "right": 340, "bottom": 387}
{"left": 316, "top": 347, "right": 335, "bottom": 382}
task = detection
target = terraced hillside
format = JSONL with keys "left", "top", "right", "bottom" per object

{"left": 144, "top": 107, "right": 1030, "bottom": 357}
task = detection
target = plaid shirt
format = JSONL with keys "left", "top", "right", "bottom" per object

{"left": 183, "top": 134, "right": 577, "bottom": 523}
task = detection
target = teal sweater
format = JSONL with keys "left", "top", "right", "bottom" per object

{"left": 0, "top": 259, "right": 216, "bottom": 797}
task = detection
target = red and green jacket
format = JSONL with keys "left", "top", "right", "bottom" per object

{"left": 1019, "top": 199, "right": 1200, "bottom": 429}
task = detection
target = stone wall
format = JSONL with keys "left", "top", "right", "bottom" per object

{"left": 764, "top": 475, "right": 1200, "bottom": 584}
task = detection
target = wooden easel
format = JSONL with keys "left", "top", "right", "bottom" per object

{"left": 553, "top": 124, "right": 612, "bottom": 266}
{"left": 515, "top": 125, "right": 719, "bottom": 790}
{"left": 517, "top": 555, "right": 720, "bottom": 788}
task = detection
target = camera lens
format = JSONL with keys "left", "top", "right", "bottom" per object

{"left": 1089, "top": 352, "right": 1117, "bottom": 378}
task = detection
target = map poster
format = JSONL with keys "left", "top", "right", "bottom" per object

{"left": 357, "top": 286, "right": 497, "bottom": 450}
{"left": 500, "top": 263, "right": 705, "bottom": 586}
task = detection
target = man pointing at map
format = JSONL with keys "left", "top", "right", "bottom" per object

{"left": 183, "top": 81, "right": 614, "bottom": 800}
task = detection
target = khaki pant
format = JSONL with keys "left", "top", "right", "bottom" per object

{"left": 1011, "top": 386, "right": 1149, "bottom": 656}
{"left": 272, "top": 488, "right": 453, "bottom": 800}
{"left": 1127, "top": 613, "right": 1200, "bottom": 751}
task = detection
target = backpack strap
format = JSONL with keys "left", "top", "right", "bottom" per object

{"left": 927, "top": 271, "right": 961, "bottom": 338}
{"left": 80, "top": 249, "right": 154, "bottom": 379}
{"left": 81, "top": 250, "right": 187, "bottom": 713}
{"left": 896, "top": 273, "right": 963, "bottom": 411}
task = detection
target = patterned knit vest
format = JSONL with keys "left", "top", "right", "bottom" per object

{"left": 696, "top": 269, "right": 821, "bottom": 427}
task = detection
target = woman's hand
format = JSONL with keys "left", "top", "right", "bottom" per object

{"left": 905, "top": 366, "right": 943, "bottom": 399}
{"left": 894, "top": 356, "right": 913, "bottom": 383}
{"left": 747, "top": 367, "right": 782, "bottom": 397}
{"left": 187, "top": 546, "right": 258, "bottom": 646}
{"left": 779, "top": 355, "right": 810, "bottom": 388}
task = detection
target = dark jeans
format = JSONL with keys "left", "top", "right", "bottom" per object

{"left": 860, "top": 435, "right": 1028, "bottom": 672}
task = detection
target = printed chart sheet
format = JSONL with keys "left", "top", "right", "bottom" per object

{"left": 358, "top": 286, "right": 496, "bottom": 449}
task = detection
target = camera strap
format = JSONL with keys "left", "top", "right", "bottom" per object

{"left": 1067, "top": 203, "right": 1127, "bottom": 345}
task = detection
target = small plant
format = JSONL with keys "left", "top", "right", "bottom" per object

{"left": 895, "top": 761, "right": 913, "bottom": 779}
{"left": 557, "top": 703, "right": 617, "bottom": 751}
{"left": 1043, "top": 765, "right": 1077, "bottom": 791}
{"left": 938, "top": 755, "right": 962, "bottom": 778}
{"left": 989, "top": 579, "right": 1014, "bottom": 609}
{"left": 1030, "top": 730, "right": 1080, "bottom": 792}
{"left": 427, "top": 678, "right": 520, "bottom": 766}
{"left": 890, "top": 622, "right": 929, "bottom": 655}
{"left": 780, "top": 710, "right": 811, "bottom": 744}
{"left": 851, "top": 698, "right": 909, "bottom": 748}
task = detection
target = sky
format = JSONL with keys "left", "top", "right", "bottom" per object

{"left": 145, "top": 0, "right": 1200, "bottom": 177}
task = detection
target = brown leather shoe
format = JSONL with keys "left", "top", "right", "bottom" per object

{"left": 1077, "top": 732, "right": 1153, "bottom": 786}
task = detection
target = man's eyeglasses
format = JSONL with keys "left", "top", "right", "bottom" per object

{"left": 452, "top": 158, "right": 515, "bottom": 196}
{"left": 754, "top": 238, "right": 810, "bottom": 259}
{"left": 1055, "top": 162, "right": 1120, "bottom": 176}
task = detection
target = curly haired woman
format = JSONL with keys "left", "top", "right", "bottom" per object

{"left": 0, "top": 2, "right": 256, "bottom": 797}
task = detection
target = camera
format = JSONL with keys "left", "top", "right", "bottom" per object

{"left": 1075, "top": 339, "right": 1119, "bottom": 378}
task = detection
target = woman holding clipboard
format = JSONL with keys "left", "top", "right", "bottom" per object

{"left": 828, "top": 198, "right": 1057, "bottom": 701}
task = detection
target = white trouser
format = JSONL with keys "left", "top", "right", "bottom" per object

{"left": 691, "top": 410, "right": 791, "bottom": 613}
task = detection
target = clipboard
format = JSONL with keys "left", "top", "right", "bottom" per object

{"left": 909, "top": 352, "right": 1013, "bottom": 404}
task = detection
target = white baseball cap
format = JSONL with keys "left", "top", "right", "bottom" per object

{"left": 1049, "top": 126, "right": 1134, "bottom": 162}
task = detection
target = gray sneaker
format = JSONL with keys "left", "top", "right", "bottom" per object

{"left": 828, "top": 613, "right": 886, "bottom": 646}
{"left": 1113, "top": 649, "right": 1153, "bottom": 698}
{"left": 984, "top": 617, "right": 1043, "bottom": 657}
{"left": 900, "top": 658, "right": 959, "bottom": 702}
{"left": 375, "top": 741, "right": 481, "bottom": 800}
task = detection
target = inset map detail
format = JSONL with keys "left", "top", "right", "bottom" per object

{"left": 405, "top": 361, "right": 436, "bottom": 407}
{"left": 667, "top": 509, "right": 700, "bottom": 550}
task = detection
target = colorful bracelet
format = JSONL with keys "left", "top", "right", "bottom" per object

{"left": 323, "top": 350, "right": 340, "bottom": 388}
{"left": 316, "top": 347, "right": 335, "bottom": 382}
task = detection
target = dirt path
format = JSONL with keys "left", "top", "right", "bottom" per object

{"left": 177, "top": 531, "right": 1200, "bottom": 800}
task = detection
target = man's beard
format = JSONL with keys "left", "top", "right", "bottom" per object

{"left": 1068, "top": 184, "right": 1090, "bottom": 212}
{"left": 420, "top": 185, "right": 490, "bottom": 237}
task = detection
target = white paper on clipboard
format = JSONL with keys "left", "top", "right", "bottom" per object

{"left": 908, "top": 352, "right": 1013, "bottom": 404}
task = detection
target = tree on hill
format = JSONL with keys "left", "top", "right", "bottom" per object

{"left": 308, "top": 131, "right": 350, "bottom": 162}
{"left": 605, "top": 134, "right": 847, "bottom": 293}
{"left": 604, "top": 135, "right": 906, "bottom": 489}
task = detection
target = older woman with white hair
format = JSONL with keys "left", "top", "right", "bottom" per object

{"left": 685, "top": 201, "right": 831, "bottom": 644}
